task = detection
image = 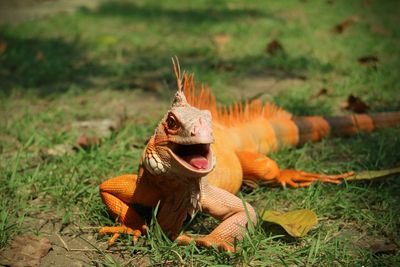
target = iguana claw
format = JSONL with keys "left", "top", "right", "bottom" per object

{"left": 99, "top": 225, "right": 147, "bottom": 245}
{"left": 176, "top": 234, "right": 235, "bottom": 252}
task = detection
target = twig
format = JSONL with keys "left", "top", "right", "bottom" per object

{"left": 69, "top": 248, "right": 99, "bottom": 252}
{"left": 170, "top": 249, "right": 185, "bottom": 265}
{"left": 56, "top": 233, "right": 70, "bottom": 252}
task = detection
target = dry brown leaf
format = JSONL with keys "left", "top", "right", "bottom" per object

{"left": 262, "top": 209, "right": 318, "bottom": 237}
{"left": 0, "top": 40, "right": 6, "bottom": 55}
{"left": 35, "top": 51, "right": 44, "bottom": 61}
{"left": 0, "top": 235, "right": 51, "bottom": 267}
{"left": 266, "top": 39, "right": 284, "bottom": 55}
{"left": 332, "top": 15, "right": 359, "bottom": 33}
{"left": 358, "top": 55, "right": 379, "bottom": 67}
{"left": 213, "top": 34, "right": 231, "bottom": 54}
{"left": 342, "top": 94, "right": 369, "bottom": 113}
{"left": 312, "top": 88, "right": 328, "bottom": 99}
{"left": 75, "top": 135, "right": 100, "bottom": 149}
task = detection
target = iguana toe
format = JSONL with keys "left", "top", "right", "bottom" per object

{"left": 196, "top": 236, "right": 235, "bottom": 253}
{"left": 277, "top": 170, "right": 355, "bottom": 188}
{"left": 99, "top": 225, "right": 143, "bottom": 246}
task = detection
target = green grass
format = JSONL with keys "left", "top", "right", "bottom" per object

{"left": 1, "top": 0, "right": 400, "bottom": 265}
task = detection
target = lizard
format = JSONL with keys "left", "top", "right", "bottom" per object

{"left": 98, "top": 58, "right": 400, "bottom": 252}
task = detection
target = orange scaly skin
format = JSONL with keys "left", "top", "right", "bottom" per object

{"left": 99, "top": 61, "right": 400, "bottom": 252}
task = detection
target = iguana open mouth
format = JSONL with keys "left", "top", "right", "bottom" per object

{"left": 168, "top": 143, "right": 213, "bottom": 173}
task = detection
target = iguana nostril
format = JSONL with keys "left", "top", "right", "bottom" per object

{"left": 191, "top": 125, "right": 198, "bottom": 136}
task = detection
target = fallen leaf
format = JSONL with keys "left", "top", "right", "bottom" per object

{"left": 266, "top": 39, "right": 284, "bottom": 55}
{"left": 0, "top": 40, "right": 6, "bottom": 55}
{"left": 262, "top": 209, "right": 317, "bottom": 237}
{"left": 311, "top": 88, "right": 328, "bottom": 99}
{"left": 342, "top": 94, "right": 369, "bottom": 113}
{"left": 35, "top": 51, "right": 44, "bottom": 61}
{"left": 345, "top": 166, "right": 400, "bottom": 181}
{"left": 213, "top": 34, "right": 231, "bottom": 54}
{"left": 98, "top": 35, "right": 118, "bottom": 48}
{"left": 75, "top": 135, "right": 100, "bottom": 149}
{"left": 358, "top": 55, "right": 379, "bottom": 67}
{"left": 332, "top": 15, "right": 359, "bottom": 33}
{"left": 0, "top": 235, "right": 52, "bottom": 267}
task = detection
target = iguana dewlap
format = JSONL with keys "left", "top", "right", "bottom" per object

{"left": 99, "top": 60, "right": 400, "bottom": 252}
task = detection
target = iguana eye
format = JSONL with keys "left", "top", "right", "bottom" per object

{"left": 166, "top": 115, "right": 179, "bottom": 130}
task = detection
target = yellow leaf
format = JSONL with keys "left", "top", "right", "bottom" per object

{"left": 98, "top": 35, "right": 118, "bottom": 48}
{"left": 262, "top": 209, "right": 318, "bottom": 237}
{"left": 345, "top": 166, "right": 400, "bottom": 181}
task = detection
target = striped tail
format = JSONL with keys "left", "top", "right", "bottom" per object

{"left": 293, "top": 112, "right": 400, "bottom": 145}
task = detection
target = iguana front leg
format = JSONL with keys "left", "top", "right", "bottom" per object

{"left": 236, "top": 151, "right": 354, "bottom": 188}
{"left": 99, "top": 175, "right": 149, "bottom": 244}
{"left": 177, "top": 184, "right": 257, "bottom": 252}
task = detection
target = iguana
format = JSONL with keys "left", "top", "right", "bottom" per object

{"left": 99, "top": 59, "right": 400, "bottom": 252}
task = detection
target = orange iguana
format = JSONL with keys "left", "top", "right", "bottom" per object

{"left": 99, "top": 59, "right": 400, "bottom": 252}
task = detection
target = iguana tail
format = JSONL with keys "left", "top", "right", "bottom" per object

{"left": 293, "top": 112, "right": 400, "bottom": 145}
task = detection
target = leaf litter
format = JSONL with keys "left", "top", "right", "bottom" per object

{"left": 341, "top": 94, "right": 369, "bottom": 113}
{"left": 266, "top": 39, "right": 284, "bottom": 55}
{"left": 332, "top": 15, "right": 360, "bottom": 34}
{"left": 358, "top": 55, "right": 379, "bottom": 67}
{"left": 0, "top": 235, "right": 52, "bottom": 267}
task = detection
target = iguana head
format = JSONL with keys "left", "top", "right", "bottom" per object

{"left": 143, "top": 58, "right": 215, "bottom": 178}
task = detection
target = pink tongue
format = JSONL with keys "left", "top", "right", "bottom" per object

{"left": 184, "top": 155, "right": 209, "bottom": 169}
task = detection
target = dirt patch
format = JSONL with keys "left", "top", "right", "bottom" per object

{"left": 0, "top": 0, "right": 101, "bottom": 25}
{"left": 20, "top": 216, "right": 115, "bottom": 267}
{"left": 38, "top": 233, "right": 93, "bottom": 267}
{"left": 338, "top": 224, "right": 399, "bottom": 256}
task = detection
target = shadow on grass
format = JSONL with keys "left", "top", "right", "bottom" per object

{"left": 0, "top": 1, "right": 333, "bottom": 97}
{"left": 0, "top": 34, "right": 335, "bottom": 99}
{"left": 0, "top": 2, "right": 337, "bottom": 97}
{"left": 83, "top": 2, "right": 277, "bottom": 24}
{"left": 0, "top": 33, "right": 108, "bottom": 96}
{"left": 261, "top": 222, "right": 300, "bottom": 244}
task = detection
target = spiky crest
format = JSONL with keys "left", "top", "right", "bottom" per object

{"left": 182, "top": 76, "right": 292, "bottom": 126}
{"left": 171, "top": 56, "right": 189, "bottom": 107}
